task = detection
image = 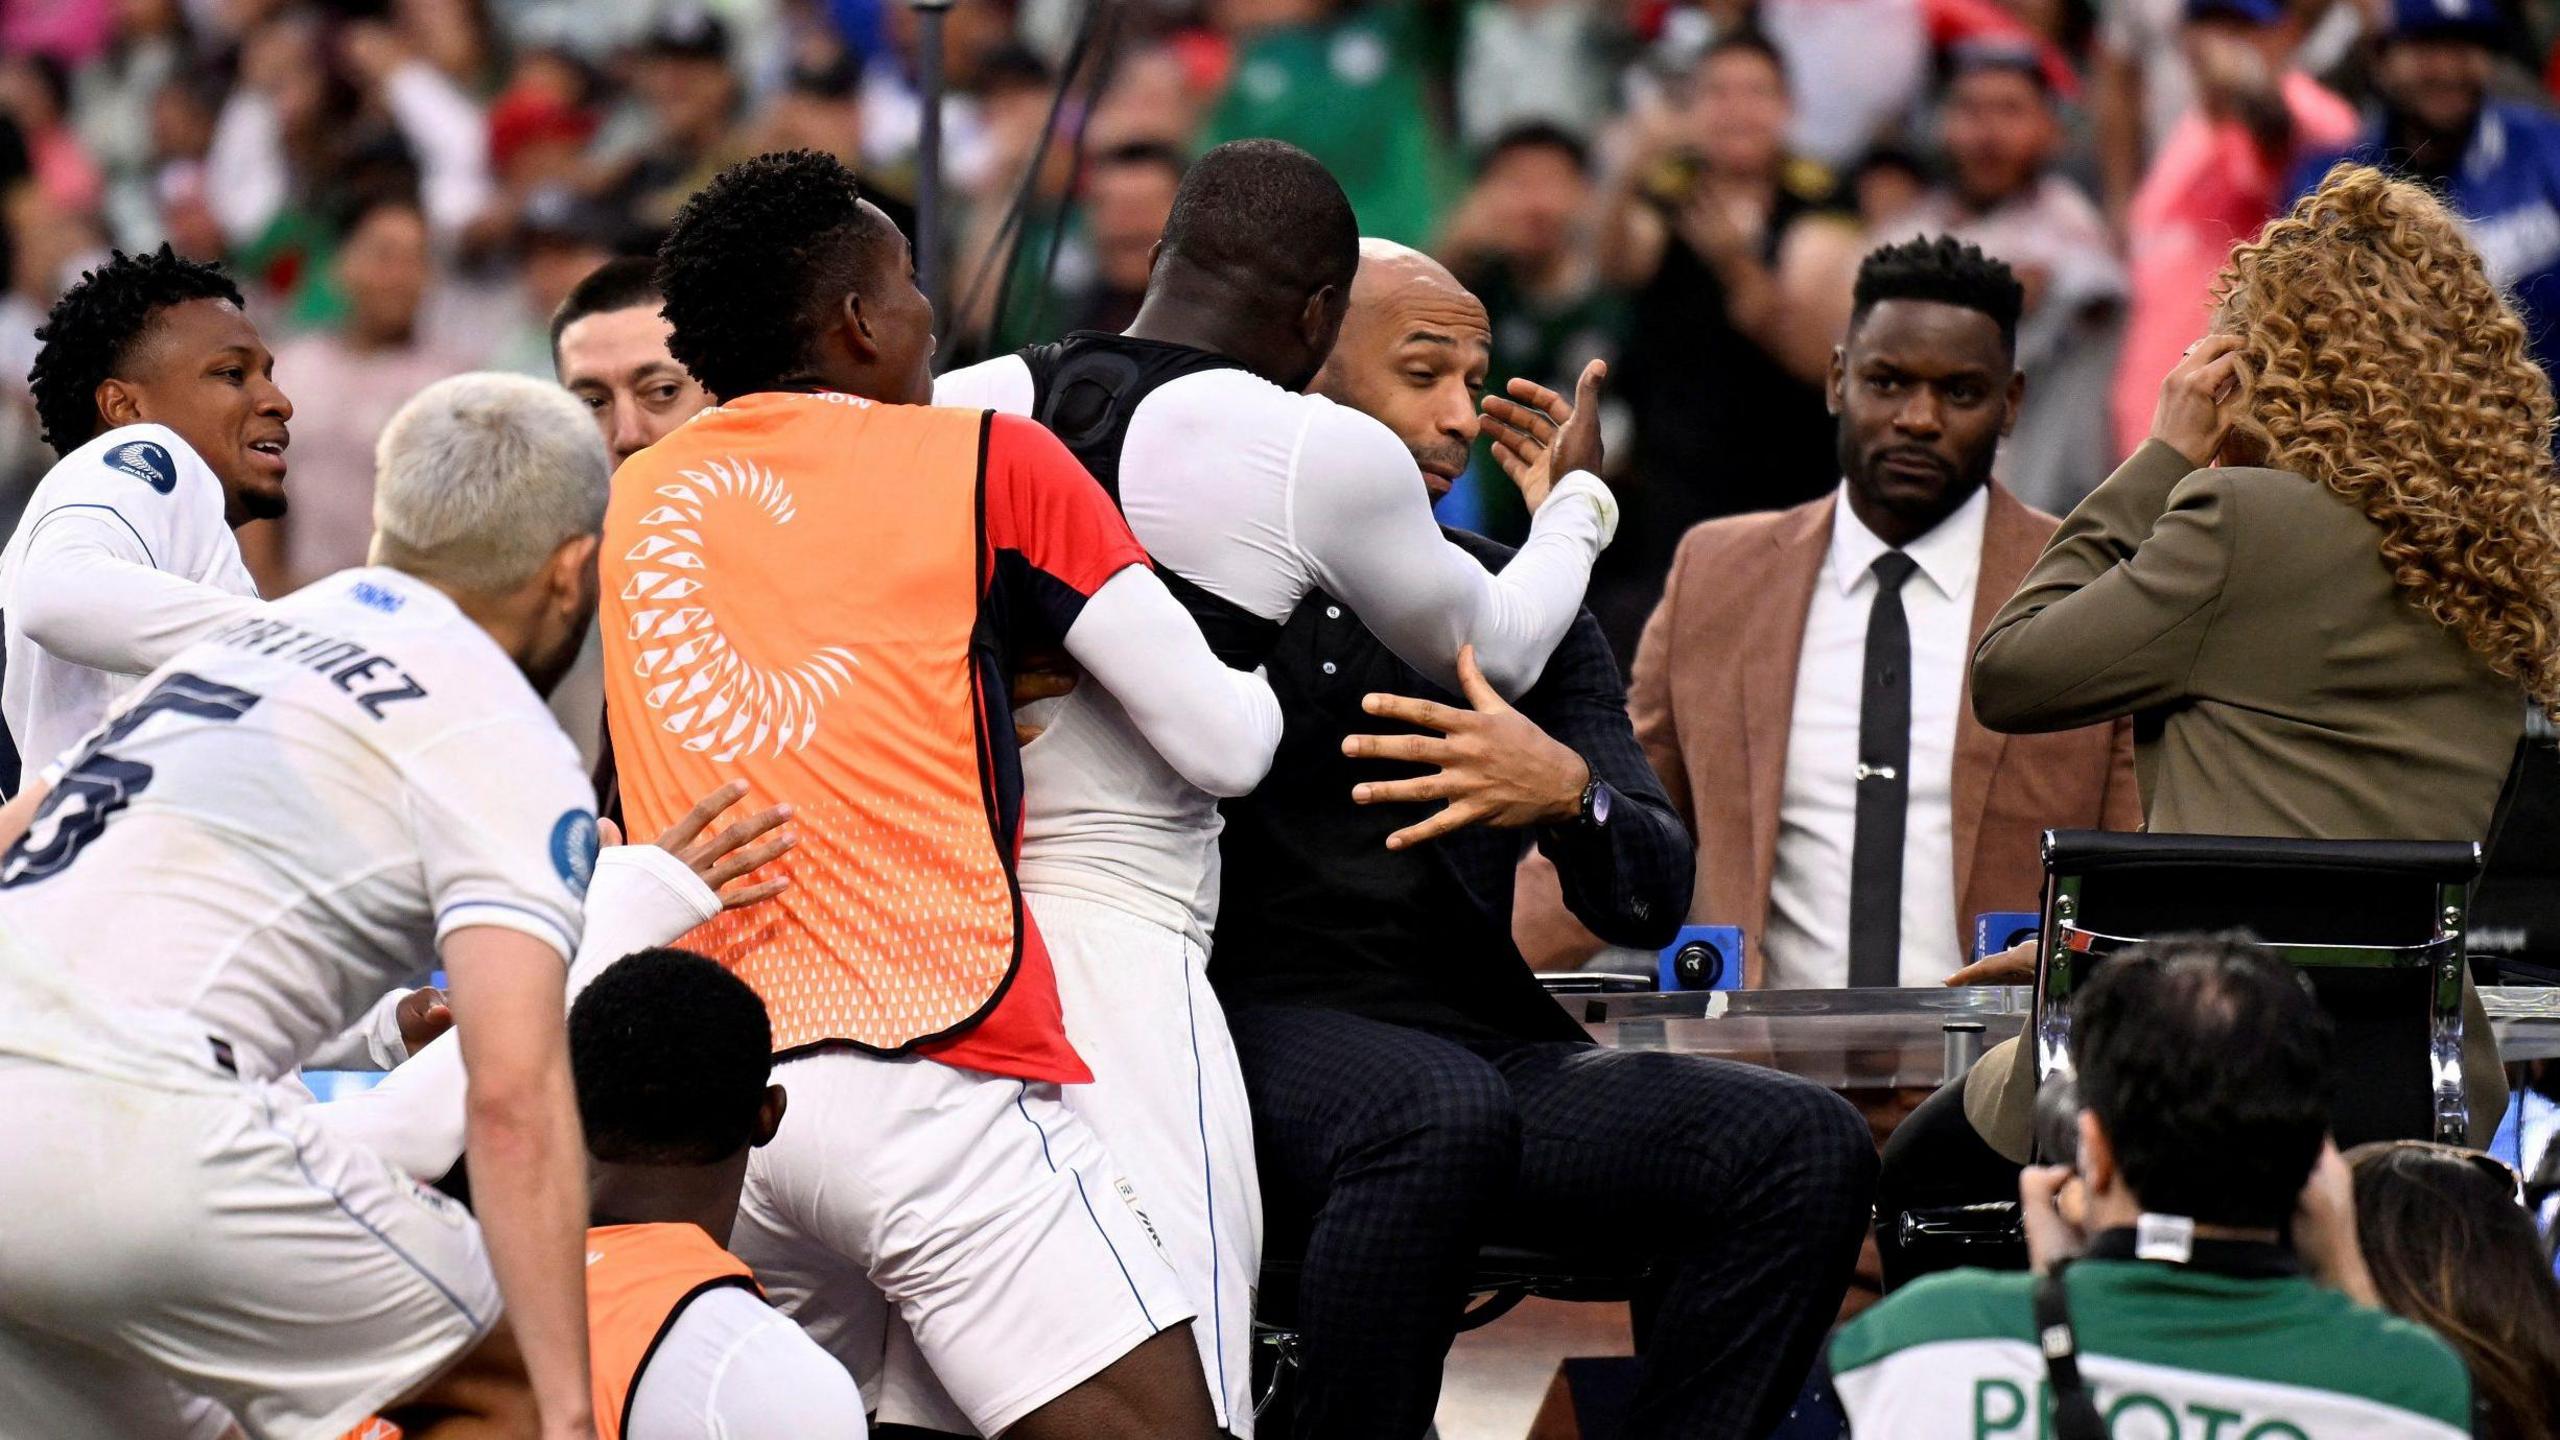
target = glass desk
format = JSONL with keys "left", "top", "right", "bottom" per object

{"left": 1567, "top": 985, "right": 2560, "bottom": 1091}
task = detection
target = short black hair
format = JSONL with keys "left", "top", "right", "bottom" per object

{"left": 571, "top": 948, "right": 773, "bottom": 1166}
{"left": 1849, "top": 234, "right": 2025, "bottom": 359}
{"left": 655, "top": 149, "right": 901, "bottom": 401}
{"left": 1156, "top": 139, "right": 1357, "bottom": 303}
{"left": 28, "top": 245, "right": 244, "bottom": 455}
{"left": 1475, "top": 121, "right": 1590, "bottom": 179}
{"left": 2073, "top": 935, "right": 2335, "bottom": 1229}
{"left": 550, "top": 254, "right": 663, "bottom": 357}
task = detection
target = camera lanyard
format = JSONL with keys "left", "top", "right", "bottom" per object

{"left": 2033, "top": 1225, "right": 2301, "bottom": 1440}
{"left": 2033, "top": 1265, "right": 2109, "bottom": 1440}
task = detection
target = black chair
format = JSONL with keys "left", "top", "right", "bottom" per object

{"left": 1888, "top": 830, "right": 2484, "bottom": 1280}
{"left": 2032, "top": 829, "right": 2481, "bottom": 1150}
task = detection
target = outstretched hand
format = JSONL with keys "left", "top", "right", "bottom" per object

{"left": 1480, "top": 360, "right": 1608, "bottom": 512}
{"left": 598, "top": 779, "right": 795, "bottom": 910}
{"left": 1343, "top": 645, "right": 1591, "bottom": 851}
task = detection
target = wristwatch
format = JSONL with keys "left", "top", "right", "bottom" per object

{"left": 1576, "top": 777, "right": 1613, "bottom": 831}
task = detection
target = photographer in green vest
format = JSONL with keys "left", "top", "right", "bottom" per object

{"left": 1828, "top": 936, "right": 2474, "bottom": 1439}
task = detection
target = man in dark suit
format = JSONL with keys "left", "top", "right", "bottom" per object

{"left": 1212, "top": 241, "right": 1876, "bottom": 1440}
{"left": 1518, "top": 237, "right": 2141, "bottom": 987}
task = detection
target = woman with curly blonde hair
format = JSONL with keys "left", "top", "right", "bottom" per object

{"left": 1878, "top": 165, "right": 2553, "bottom": 1223}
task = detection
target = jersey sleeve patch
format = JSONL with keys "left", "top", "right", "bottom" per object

{"left": 550, "top": 810, "right": 600, "bottom": 900}
{"left": 105, "top": 440, "right": 178, "bottom": 495}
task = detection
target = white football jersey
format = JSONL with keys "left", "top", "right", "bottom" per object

{"left": 0, "top": 424, "right": 260, "bottom": 789}
{"left": 0, "top": 567, "right": 594, "bottom": 1085}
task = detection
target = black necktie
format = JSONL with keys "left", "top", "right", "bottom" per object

{"left": 1849, "top": 550, "right": 1919, "bottom": 987}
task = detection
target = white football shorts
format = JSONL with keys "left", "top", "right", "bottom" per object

{"left": 0, "top": 1053, "right": 496, "bottom": 1440}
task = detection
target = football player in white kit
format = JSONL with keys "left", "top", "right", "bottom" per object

{"left": 0, "top": 247, "right": 473, "bottom": 1075}
{"left": 0, "top": 373, "right": 612, "bottom": 1440}
{"left": 925, "top": 140, "right": 1617, "bottom": 1434}
{"left": 1, "top": 246, "right": 284, "bottom": 794}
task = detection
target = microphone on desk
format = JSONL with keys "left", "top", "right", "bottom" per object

{"left": 1659, "top": 926, "right": 1746, "bottom": 992}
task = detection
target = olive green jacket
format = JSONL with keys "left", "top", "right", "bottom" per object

{"left": 1961, "top": 440, "right": 2522, "bottom": 1160}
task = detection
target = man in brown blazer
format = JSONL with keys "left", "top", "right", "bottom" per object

{"left": 1519, "top": 237, "right": 2140, "bottom": 985}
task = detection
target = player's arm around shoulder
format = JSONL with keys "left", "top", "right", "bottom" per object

{"left": 981, "top": 412, "right": 1283, "bottom": 796}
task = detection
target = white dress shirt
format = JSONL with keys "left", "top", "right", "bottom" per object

{"left": 1763, "top": 483, "right": 1987, "bottom": 988}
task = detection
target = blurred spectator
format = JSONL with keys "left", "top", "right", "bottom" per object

{"left": 1597, "top": 27, "right": 1861, "bottom": 653}
{"left": 2111, "top": 0, "right": 2356, "bottom": 459}
{"left": 1903, "top": 44, "right": 2124, "bottom": 513}
{"left": 1760, "top": 0, "right": 2079, "bottom": 168}
{"left": 146, "top": 76, "right": 225, "bottom": 263}
{"left": 1455, "top": 0, "right": 1618, "bottom": 149}
{"left": 399, "top": 0, "right": 500, "bottom": 91}
{"left": 2349, "top": 1141, "right": 2560, "bottom": 1440}
{"left": 2, "top": 52, "right": 105, "bottom": 218}
{"left": 205, "top": 11, "right": 492, "bottom": 324}
{"left": 1761, "top": 0, "right": 1931, "bottom": 166}
{"left": 757, "top": 48, "right": 863, "bottom": 165}
{"left": 1849, "top": 141, "right": 1928, "bottom": 231}
{"left": 481, "top": 186, "right": 620, "bottom": 375}
{"left": 2292, "top": 0, "right": 2560, "bottom": 390}
{"left": 67, "top": 0, "right": 190, "bottom": 250}
{"left": 1831, "top": 938, "right": 2475, "bottom": 1438}
{"left": 950, "top": 44, "right": 1072, "bottom": 354}
{"left": 3, "top": 0, "right": 114, "bottom": 66}
{"left": 1085, "top": 40, "right": 1207, "bottom": 151}
{"left": 2098, "top": 0, "right": 2370, "bottom": 231}
{"left": 859, "top": 0, "right": 1014, "bottom": 195}
{"left": 588, "top": 8, "right": 748, "bottom": 234}
{"left": 1066, "top": 139, "right": 1184, "bottom": 334}
{"left": 252, "top": 194, "right": 475, "bottom": 594}
{"left": 1439, "top": 121, "right": 1625, "bottom": 543}
{"left": 1201, "top": 0, "right": 1458, "bottom": 248}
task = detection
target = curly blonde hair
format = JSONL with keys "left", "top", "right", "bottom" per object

{"left": 2216, "top": 162, "right": 2560, "bottom": 712}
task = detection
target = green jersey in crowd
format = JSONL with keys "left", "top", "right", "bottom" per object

{"left": 1203, "top": 2, "right": 1458, "bottom": 249}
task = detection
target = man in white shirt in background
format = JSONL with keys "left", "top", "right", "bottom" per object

{"left": 1520, "top": 235, "right": 2138, "bottom": 994}
{"left": 1, "top": 244, "right": 283, "bottom": 798}
{"left": 0, "top": 372, "right": 606, "bottom": 1440}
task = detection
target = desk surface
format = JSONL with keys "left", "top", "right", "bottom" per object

{"left": 1569, "top": 985, "right": 2560, "bottom": 1090}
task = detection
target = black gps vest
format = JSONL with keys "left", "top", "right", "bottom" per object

{"left": 1019, "top": 332, "right": 1285, "bottom": 668}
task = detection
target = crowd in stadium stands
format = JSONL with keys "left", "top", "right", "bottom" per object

{"left": 4, "top": 0, "right": 2560, "bottom": 653}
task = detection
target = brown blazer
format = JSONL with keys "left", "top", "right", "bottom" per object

{"left": 1961, "top": 441, "right": 2525, "bottom": 1160}
{"left": 1516, "top": 483, "right": 2143, "bottom": 978}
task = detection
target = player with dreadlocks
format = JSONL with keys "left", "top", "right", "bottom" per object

{"left": 0, "top": 246, "right": 287, "bottom": 795}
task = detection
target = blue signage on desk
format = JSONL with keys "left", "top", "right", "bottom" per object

{"left": 1974, "top": 911, "right": 2042, "bottom": 961}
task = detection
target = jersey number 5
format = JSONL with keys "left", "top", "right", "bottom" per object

{"left": 0, "top": 672, "right": 263, "bottom": 888}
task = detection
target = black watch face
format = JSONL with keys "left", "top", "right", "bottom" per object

{"left": 1587, "top": 783, "right": 1610, "bottom": 827}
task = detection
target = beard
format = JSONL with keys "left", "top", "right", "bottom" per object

{"left": 240, "top": 486, "right": 288, "bottom": 522}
